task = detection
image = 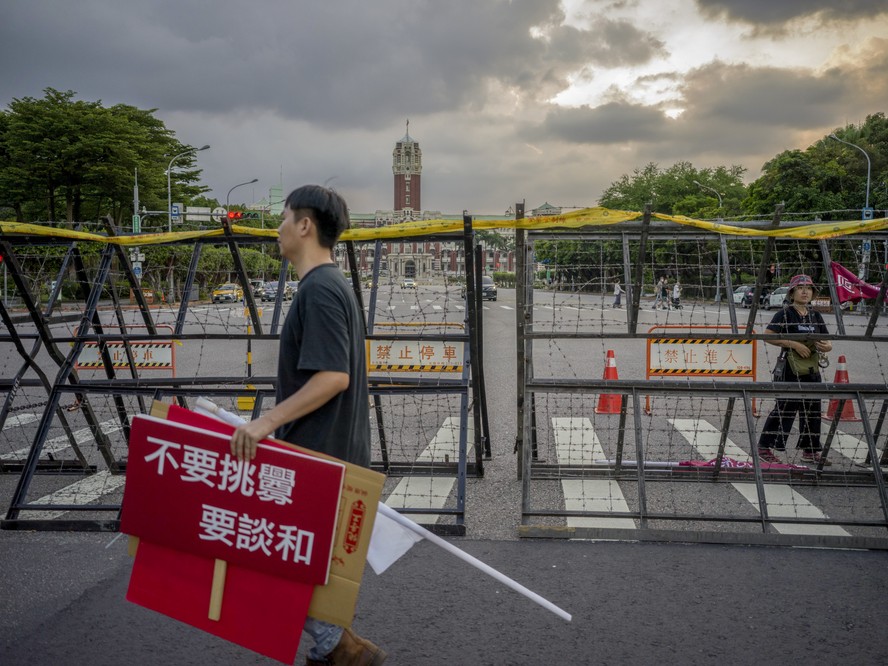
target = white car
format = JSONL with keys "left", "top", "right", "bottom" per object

{"left": 402, "top": 278, "right": 416, "bottom": 289}
{"left": 732, "top": 285, "right": 752, "bottom": 305}
{"left": 767, "top": 286, "right": 789, "bottom": 310}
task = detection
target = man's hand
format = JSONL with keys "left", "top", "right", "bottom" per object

{"left": 230, "top": 419, "right": 273, "bottom": 461}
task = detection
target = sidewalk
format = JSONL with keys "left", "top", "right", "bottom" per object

{"left": 2, "top": 530, "right": 887, "bottom": 665}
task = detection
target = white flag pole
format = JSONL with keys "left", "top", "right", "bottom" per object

{"left": 194, "top": 398, "right": 572, "bottom": 622}
{"left": 377, "top": 503, "right": 572, "bottom": 622}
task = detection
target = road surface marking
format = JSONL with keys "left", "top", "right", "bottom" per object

{"left": 830, "top": 431, "right": 883, "bottom": 465}
{"left": 552, "top": 417, "right": 635, "bottom": 530}
{"left": 2, "top": 413, "right": 40, "bottom": 429}
{"left": 25, "top": 470, "right": 127, "bottom": 521}
{"left": 671, "top": 418, "right": 850, "bottom": 537}
{"left": 1, "top": 419, "right": 124, "bottom": 461}
{"left": 385, "top": 416, "right": 473, "bottom": 524}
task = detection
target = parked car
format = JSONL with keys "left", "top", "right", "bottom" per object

{"left": 481, "top": 275, "right": 498, "bottom": 301}
{"left": 460, "top": 275, "right": 498, "bottom": 301}
{"left": 212, "top": 283, "right": 243, "bottom": 303}
{"left": 286, "top": 281, "right": 299, "bottom": 295}
{"left": 732, "top": 285, "right": 753, "bottom": 306}
{"left": 402, "top": 278, "right": 416, "bottom": 289}
{"left": 259, "top": 281, "right": 293, "bottom": 302}
{"left": 248, "top": 279, "right": 264, "bottom": 295}
{"left": 767, "top": 286, "right": 790, "bottom": 310}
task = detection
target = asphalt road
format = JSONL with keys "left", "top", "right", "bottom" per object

{"left": 2, "top": 529, "right": 888, "bottom": 665}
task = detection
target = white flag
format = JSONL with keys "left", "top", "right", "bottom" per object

{"left": 366, "top": 507, "right": 424, "bottom": 574}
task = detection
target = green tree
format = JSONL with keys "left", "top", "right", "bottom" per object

{"left": 0, "top": 88, "right": 207, "bottom": 227}
{"left": 743, "top": 113, "right": 888, "bottom": 220}
{"left": 598, "top": 161, "right": 747, "bottom": 218}
{"left": 544, "top": 160, "right": 748, "bottom": 293}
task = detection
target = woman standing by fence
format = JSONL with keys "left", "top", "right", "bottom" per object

{"left": 757, "top": 274, "right": 833, "bottom": 466}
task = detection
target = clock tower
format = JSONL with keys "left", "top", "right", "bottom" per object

{"left": 393, "top": 120, "right": 421, "bottom": 215}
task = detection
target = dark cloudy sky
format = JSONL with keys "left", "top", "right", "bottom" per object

{"left": 2, "top": 0, "right": 887, "bottom": 214}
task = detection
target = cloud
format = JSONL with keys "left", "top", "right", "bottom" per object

{"left": 537, "top": 102, "right": 669, "bottom": 143}
{"left": 696, "top": 0, "right": 888, "bottom": 27}
{"left": 0, "top": 0, "right": 885, "bottom": 212}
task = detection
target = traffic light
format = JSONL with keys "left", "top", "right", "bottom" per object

{"left": 226, "top": 211, "right": 260, "bottom": 221}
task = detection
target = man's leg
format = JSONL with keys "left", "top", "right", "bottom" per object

{"left": 304, "top": 617, "right": 387, "bottom": 665}
{"left": 304, "top": 618, "right": 343, "bottom": 662}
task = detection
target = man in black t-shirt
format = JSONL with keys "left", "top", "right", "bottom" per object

{"left": 229, "top": 185, "right": 385, "bottom": 665}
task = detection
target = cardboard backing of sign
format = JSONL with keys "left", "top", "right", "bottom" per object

{"left": 144, "top": 400, "right": 385, "bottom": 627}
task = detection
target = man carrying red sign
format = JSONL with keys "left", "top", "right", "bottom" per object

{"left": 122, "top": 413, "right": 347, "bottom": 663}
{"left": 228, "top": 185, "right": 386, "bottom": 665}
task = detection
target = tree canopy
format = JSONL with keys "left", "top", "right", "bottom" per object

{"left": 743, "top": 112, "right": 888, "bottom": 219}
{"left": 0, "top": 88, "right": 208, "bottom": 227}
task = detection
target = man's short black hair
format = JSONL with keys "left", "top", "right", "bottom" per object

{"left": 284, "top": 185, "right": 350, "bottom": 248}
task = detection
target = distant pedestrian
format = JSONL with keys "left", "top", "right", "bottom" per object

{"left": 672, "top": 281, "right": 682, "bottom": 309}
{"left": 653, "top": 276, "right": 666, "bottom": 309}
{"left": 660, "top": 277, "right": 670, "bottom": 310}
{"left": 612, "top": 278, "right": 623, "bottom": 308}
{"left": 762, "top": 263, "right": 777, "bottom": 301}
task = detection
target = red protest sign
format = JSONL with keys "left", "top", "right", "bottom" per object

{"left": 121, "top": 414, "right": 345, "bottom": 585}
{"left": 127, "top": 539, "right": 312, "bottom": 663}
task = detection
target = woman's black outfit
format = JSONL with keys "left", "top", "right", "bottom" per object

{"left": 758, "top": 306, "right": 828, "bottom": 455}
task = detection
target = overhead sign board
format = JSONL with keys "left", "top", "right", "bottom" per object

{"left": 186, "top": 206, "right": 212, "bottom": 222}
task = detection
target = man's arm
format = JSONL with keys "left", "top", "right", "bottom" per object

{"left": 229, "top": 370, "right": 350, "bottom": 461}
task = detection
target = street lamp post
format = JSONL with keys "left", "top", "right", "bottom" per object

{"left": 829, "top": 133, "right": 873, "bottom": 278}
{"left": 829, "top": 133, "right": 871, "bottom": 216}
{"left": 694, "top": 180, "right": 724, "bottom": 302}
{"left": 167, "top": 144, "right": 210, "bottom": 233}
{"left": 226, "top": 178, "right": 259, "bottom": 212}
{"left": 164, "top": 144, "right": 208, "bottom": 305}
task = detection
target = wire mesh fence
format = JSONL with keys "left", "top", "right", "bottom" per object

{"left": 518, "top": 218, "right": 888, "bottom": 548}
{"left": 1, "top": 227, "right": 484, "bottom": 534}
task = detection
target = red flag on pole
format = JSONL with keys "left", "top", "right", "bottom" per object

{"left": 830, "top": 261, "right": 886, "bottom": 303}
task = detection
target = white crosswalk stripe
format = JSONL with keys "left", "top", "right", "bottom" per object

{"left": 1, "top": 419, "right": 124, "bottom": 461}
{"left": 2, "top": 413, "right": 40, "bottom": 429}
{"left": 552, "top": 417, "right": 635, "bottom": 530}
{"left": 669, "top": 418, "right": 750, "bottom": 461}
{"left": 828, "top": 432, "right": 883, "bottom": 465}
{"left": 670, "top": 417, "right": 851, "bottom": 537}
{"left": 26, "top": 471, "right": 127, "bottom": 521}
{"left": 385, "top": 416, "right": 472, "bottom": 524}
{"left": 731, "top": 483, "right": 849, "bottom": 537}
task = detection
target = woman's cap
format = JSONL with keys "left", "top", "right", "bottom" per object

{"left": 787, "top": 274, "right": 816, "bottom": 291}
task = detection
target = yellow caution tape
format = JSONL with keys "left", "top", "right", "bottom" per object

{"left": 3, "top": 208, "right": 886, "bottom": 244}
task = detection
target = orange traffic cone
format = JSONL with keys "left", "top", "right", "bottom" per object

{"left": 595, "top": 350, "right": 623, "bottom": 414}
{"left": 824, "top": 354, "right": 860, "bottom": 421}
